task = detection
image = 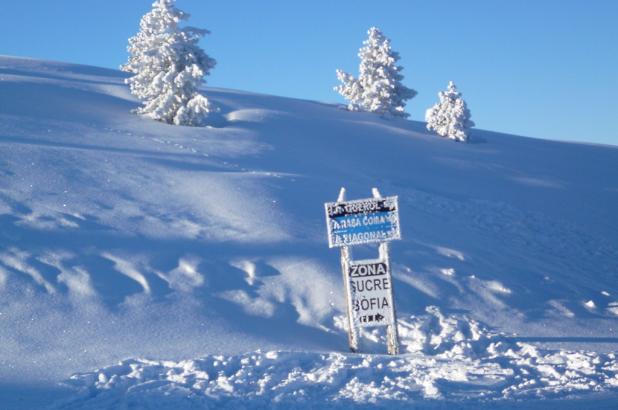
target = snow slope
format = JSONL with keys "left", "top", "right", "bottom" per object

{"left": 0, "top": 56, "right": 617, "bottom": 409}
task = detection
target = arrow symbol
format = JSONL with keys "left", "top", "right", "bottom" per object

{"left": 375, "top": 313, "right": 384, "bottom": 321}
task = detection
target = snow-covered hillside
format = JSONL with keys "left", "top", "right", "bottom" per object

{"left": 0, "top": 56, "right": 617, "bottom": 409}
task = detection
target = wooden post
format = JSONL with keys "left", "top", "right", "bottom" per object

{"left": 338, "top": 187, "right": 359, "bottom": 352}
{"left": 372, "top": 188, "right": 400, "bottom": 355}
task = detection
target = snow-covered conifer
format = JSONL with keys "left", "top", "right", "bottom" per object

{"left": 335, "top": 70, "right": 363, "bottom": 111}
{"left": 335, "top": 27, "right": 416, "bottom": 118}
{"left": 123, "top": 0, "right": 217, "bottom": 126}
{"left": 425, "top": 81, "right": 474, "bottom": 142}
{"left": 174, "top": 94, "right": 212, "bottom": 127}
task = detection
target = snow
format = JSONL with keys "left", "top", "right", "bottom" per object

{"left": 0, "top": 56, "right": 617, "bottom": 409}
{"left": 56, "top": 309, "right": 618, "bottom": 409}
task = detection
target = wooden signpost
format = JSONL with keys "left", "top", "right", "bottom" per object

{"left": 325, "top": 187, "right": 401, "bottom": 355}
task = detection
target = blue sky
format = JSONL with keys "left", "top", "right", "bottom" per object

{"left": 1, "top": 0, "right": 616, "bottom": 145}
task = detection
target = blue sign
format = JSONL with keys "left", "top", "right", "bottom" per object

{"left": 325, "top": 196, "right": 400, "bottom": 247}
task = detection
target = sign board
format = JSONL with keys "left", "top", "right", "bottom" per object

{"left": 325, "top": 187, "right": 401, "bottom": 355}
{"left": 324, "top": 196, "right": 400, "bottom": 248}
{"left": 348, "top": 259, "right": 393, "bottom": 327}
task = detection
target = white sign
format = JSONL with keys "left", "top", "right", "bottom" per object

{"left": 348, "top": 259, "right": 394, "bottom": 328}
{"left": 325, "top": 196, "right": 400, "bottom": 248}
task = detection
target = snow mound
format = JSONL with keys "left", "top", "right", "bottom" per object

{"left": 57, "top": 308, "right": 618, "bottom": 409}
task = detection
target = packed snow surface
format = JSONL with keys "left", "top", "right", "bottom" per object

{"left": 0, "top": 56, "right": 617, "bottom": 408}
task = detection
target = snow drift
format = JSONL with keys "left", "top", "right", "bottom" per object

{"left": 0, "top": 56, "right": 617, "bottom": 408}
{"left": 59, "top": 308, "right": 618, "bottom": 409}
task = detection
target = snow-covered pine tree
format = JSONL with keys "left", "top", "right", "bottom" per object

{"left": 123, "top": 0, "right": 186, "bottom": 99}
{"left": 425, "top": 81, "right": 474, "bottom": 142}
{"left": 335, "top": 27, "right": 416, "bottom": 118}
{"left": 123, "top": 0, "right": 217, "bottom": 126}
{"left": 335, "top": 70, "right": 363, "bottom": 111}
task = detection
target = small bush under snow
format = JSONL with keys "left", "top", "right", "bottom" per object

{"left": 425, "top": 81, "right": 474, "bottom": 142}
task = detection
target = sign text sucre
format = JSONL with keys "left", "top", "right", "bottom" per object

{"left": 349, "top": 260, "right": 393, "bottom": 327}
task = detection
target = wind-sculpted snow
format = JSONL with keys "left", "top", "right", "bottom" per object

{"left": 0, "top": 56, "right": 617, "bottom": 408}
{"left": 57, "top": 308, "right": 618, "bottom": 409}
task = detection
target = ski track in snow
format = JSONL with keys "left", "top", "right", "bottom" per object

{"left": 0, "top": 56, "right": 617, "bottom": 408}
